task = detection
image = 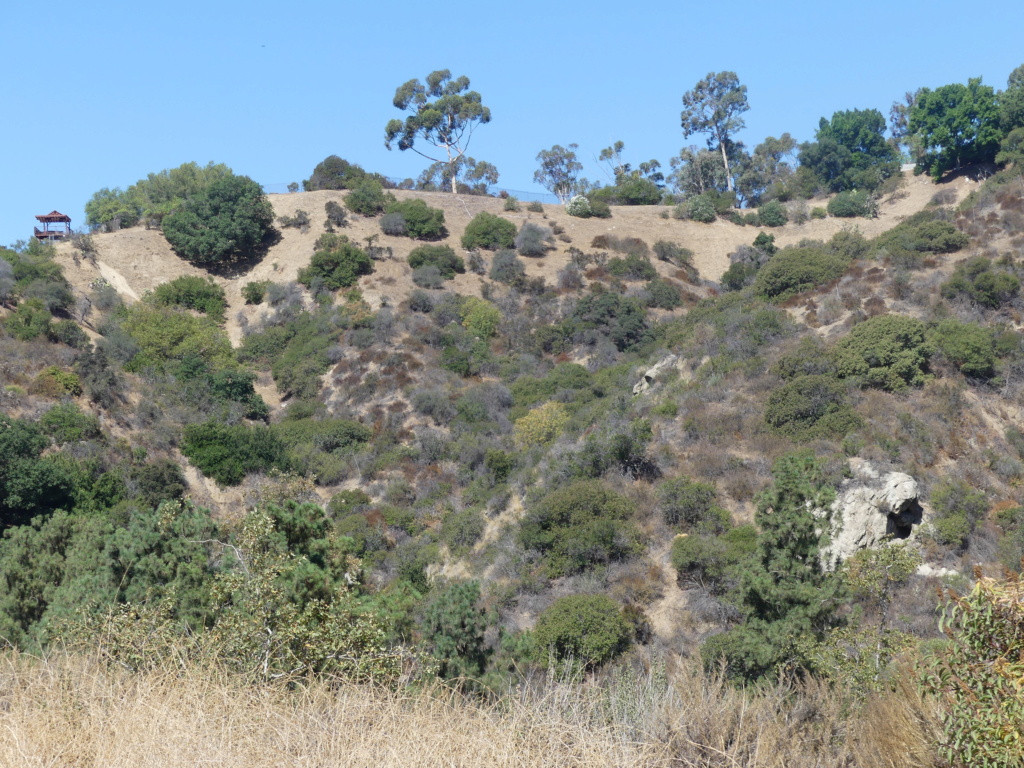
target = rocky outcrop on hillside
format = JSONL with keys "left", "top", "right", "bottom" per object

{"left": 821, "top": 460, "right": 924, "bottom": 569}
{"left": 632, "top": 354, "right": 680, "bottom": 395}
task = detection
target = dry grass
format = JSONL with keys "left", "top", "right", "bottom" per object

{"left": 0, "top": 650, "right": 942, "bottom": 767}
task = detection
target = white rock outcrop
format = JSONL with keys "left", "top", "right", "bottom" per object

{"left": 632, "top": 355, "right": 679, "bottom": 395}
{"left": 821, "top": 461, "right": 923, "bottom": 569}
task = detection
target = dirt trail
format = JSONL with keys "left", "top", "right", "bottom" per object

{"left": 54, "top": 172, "right": 978, "bottom": 350}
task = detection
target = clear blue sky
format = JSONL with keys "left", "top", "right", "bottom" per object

{"left": 3, "top": 0, "right": 1021, "bottom": 246}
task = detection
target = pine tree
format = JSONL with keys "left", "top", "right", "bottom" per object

{"left": 702, "top": 453, "right": 846, "bottom": 680}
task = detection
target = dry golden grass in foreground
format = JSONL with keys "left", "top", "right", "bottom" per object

{"left": 0, "top": 650, "right": 943, "bottom": 768}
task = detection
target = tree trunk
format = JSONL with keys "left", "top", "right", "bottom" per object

{"left": 719, "top": 135, "right": 734, "bottom": 192}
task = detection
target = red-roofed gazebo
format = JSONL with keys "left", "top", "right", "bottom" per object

{"left": 34, "top": 210, "right": 71, "bottom": 242}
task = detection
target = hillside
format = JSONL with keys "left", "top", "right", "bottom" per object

{"left": 53, "top": 171, "right": 973, "bottom": 346}
{"left": 5, "top": 163, "right": 1024, "bottom": 767}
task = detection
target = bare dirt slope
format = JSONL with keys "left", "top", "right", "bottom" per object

{"left": 54, "top": 171, "right": 978, "bottom": 345}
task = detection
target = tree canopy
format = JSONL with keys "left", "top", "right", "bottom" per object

{"left": 799, "top": 109, "right": 899, "bottom": 192}
{"left": 910, "top": 78, "right": 1002, "bottom": 179}
{"left": 681, "top": 72, "right": 750, "bottom": 193}
{"left": 385, "top": 69, "right": 491, "bottom": 194}
{"left": 702, "top": 453, "right": 845, "bottom": 681}
{"left": 534, "top": 144, "right": 585, "bottom": 203}
{"left": 162, "top": 174, "right": 275, "bottom": 267}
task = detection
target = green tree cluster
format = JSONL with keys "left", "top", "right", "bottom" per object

{"left": 162, "top": 174, "right": 275, "bottom": 267}
{"left": 303, "top": 155, "right": 371, "bottom": 191}
{"left": 910, "top": 78, "right": 1002, "bottom": 179}
{"left": 799, "top": 109, "right": 899, "bottom": 193}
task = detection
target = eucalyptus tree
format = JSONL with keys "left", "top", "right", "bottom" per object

{"left": 681, "top": 71, "right": 750, "bottom": 192}
{"left": 385, "top": 69, "right": 491, "bottom": 194}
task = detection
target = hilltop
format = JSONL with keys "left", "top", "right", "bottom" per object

{"left": 53, "top": 170, "right": 973, "bottom": 346}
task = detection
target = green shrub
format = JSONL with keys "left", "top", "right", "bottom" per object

{"left": 384, "top": 199, "right": 447, "bottom": 240}
{"left": 489, "top": 249, "right": 526, "bottom": 286}
{"left": 119, "top": 304, "right": 236, "bottom": 373}
{"left": 569, "top": 291, "right": 650, "bottom": 352}
{"left": 588, "top": 198, "right": 612, "bottom": 218}
{"left": 344, "top": 179, "right": 394, "bottom": 216}
{"left": 304, "top": 156, "right": 368, "bottom": 191}
{"left": 298, "top": 235, "right": 373, "bottom": 290}
{"left": 928, "top": 478, "right": 989, "bottom": 551}
{"left": 832, "top": 315, "right": 933, "bottom": 390}
{"left": 940, "top": 257, "right": 1019, "bottom": 308}
{"left": 753, "top": 246, "right": 849, "bottom": 301}
{"left": 534, "top": 594, "right": 631, "bottom": 669}
{"left": 181, "top": 422, "right": 288, "bottom": 485}
{"left": 0, "top": 415, "right": 76, "bottom": 529}
{"left": 442, "top": 510, "right": 486, "bottom": 552}
{"left": 811, "top": 207, "right": 827, "bottom": 219}
{"left": 670, "top": 525, "right": 757, "bottom": 593}
{"left": 758, "top": 200, "right": 789, "bottom": 227}
{"left": 772, "top": 337, "right": 836, "bottom": 380}
{"left": 277, "top": 209, "right": 310, "bottom": 230}
{"left": 459, "top": 296, "right": 501, "bottom": 338}
{"left": 242, "top": 280, "right": 270, "bottom": 304}
{"left": 659, "top": 477, "right": 728, "bottom": 532}
{"left": 503, "top": 196, "right": 520, "bottom": 212}
{"left": 39, "top": 402, "right": 101, "bottom": 444}
{"left": 688, "top": 195, "right": 717, "bottom": 223}
{"left": 565, "top": 195, "right": 592, "bottom": 218}
{"left": 238, "top": 309, "right": 342, "bottom": 401}
{"left": 764, "top": 374, "right": 861, "bottom": 439}
{"left": 327, "top": 489, "right": 371, "bottom": 516}
{"left": 412, "top": 265, "right": 445, "bottom": 289}
{"left": 461, "top": 212, "right": 517, "bottom": 250}
{"left": 379, "top": 211, "right": 407, "bottom": 236}
{"left": 519, "top": 480, "right": 639, "bottom": 577}
{"left": 526, "top": 201, "right": 545, "bottom": 213}
{"left": 272, "top": 417, "right": 371, "bottom": 453}
{"left": 653, "top": 240, "right": 693, "bottom": 266}
{"left": 515, "top": 222, "right": 554, "bottom": 257}
{"left": 129, "top": 460, "right": 187, "bottom": 510}
{"left": 720, "top": 262, "right": 758, "bottom": 291}
{"left": 513, "top": 401, "right": 570, "bottom": 448}
{"left": 921, "top": 574, "right": 1024, "bottom": 768}
{"left": 607, "top": 254, "right": 657, "bottom": 281}
{"left": 827, "top": 190, "right": 874, "bottom": 218}
{"left": 643, "top": 279, "right": 682, "bottom": 309}
{"left": 408, "top": 245, "right": 464, "bottom": 279}
{"left": 32, "top": 366, "right": 83, "bottom": 398}
{"left": 875, "top": 213, "right": 969, "bottom": 266}
{"left": 47, "top": 319, "right": 90, "bottom": 350}
{"left": 929, "top": 319, "right": 995, "bottom": 377}
{"left": 162, "top": 174, "right": 275, "bottom": 266}
{"left": 510, "top": 363, "right": 593, "bottom": 409}
{"left": 408, "top": 289, "right": 434, "bottom": 312}
{"left": 5, "top": 298, "right": 51, "bottom": 340}
{"left": 151, "top": 275, "right": 227, "bottom": 321}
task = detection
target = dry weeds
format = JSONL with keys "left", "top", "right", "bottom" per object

{"left": 0, "top": 650, "right": 943, "bottom": 767}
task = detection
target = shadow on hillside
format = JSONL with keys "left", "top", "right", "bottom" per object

{"left": 202, "top": 227, "right": 283, "bottom": 278}
{"left": 936, "top": 162, "right": 998, "bottom": 184}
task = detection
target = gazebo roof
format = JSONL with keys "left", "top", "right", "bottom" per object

{"left": 35, "top": 210, "right": 71, "bottom": 223}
